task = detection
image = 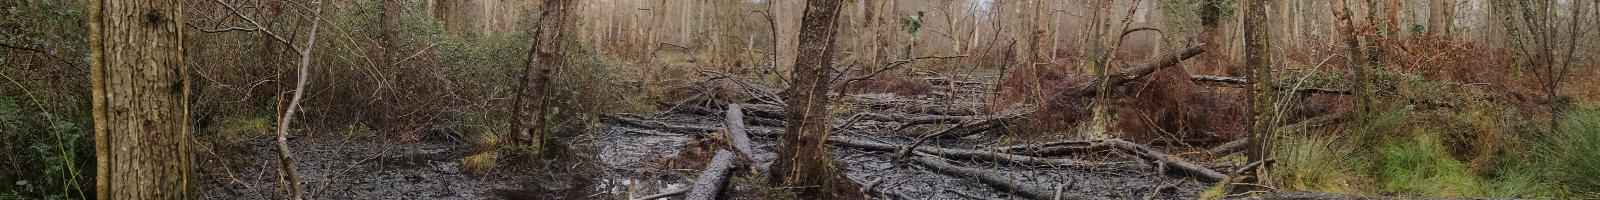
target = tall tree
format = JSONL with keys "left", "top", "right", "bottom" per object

{"left": 1242, "top": 0, "right": 1275, "bottom": 191}
{"left": 511, "top": 0, "right": 575, "bottom": 156}
{"left": 770, "top": 0, "right": 845, "bottom": 198}
{"left": 380, "top": 0, "right": 401, "bottom": 137}
{"left": 1426, "top": 0, "right": 1454, "bottom": 37}
{"left": 1332, "top": 0, "right": 1368, "bottom": 131}
{"left": 89, "top": 0, "right": 191, "bottom": 198}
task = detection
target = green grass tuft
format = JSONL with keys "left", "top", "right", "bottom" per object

{"left": 1539, "top": 109, "right": 1600, "bottom": 198}
{"left": 1376, "top": 131, "right": 1481, "bottom": 197}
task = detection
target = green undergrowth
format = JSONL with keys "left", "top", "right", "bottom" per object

{"left": 1272, "top": 69, "right": 1594, "bottom": 198}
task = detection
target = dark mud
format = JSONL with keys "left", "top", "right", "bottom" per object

{"left": 199, "top": 137, "right": 523, "bottom": 199}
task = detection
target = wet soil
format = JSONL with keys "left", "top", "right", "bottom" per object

{"left": 199, "top": 137, "right": 524, "bottom": 199}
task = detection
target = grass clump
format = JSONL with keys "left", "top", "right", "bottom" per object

{"left": 1538, "top": 109, "right": 1600, "bottom": 198}
{"left": 1376, "top": 131, "right": 1481, "bottom": 197}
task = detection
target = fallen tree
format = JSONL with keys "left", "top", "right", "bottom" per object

{"left": 1190, "top": 75, "right": 1352, "bottom": 95}
{"left": 725, "top": 104, "right": 757, "bottom": 160}
{"left": 602, "top": 114, "right": 781, "bottom": 136}
{"left": 828, "top": 136, "right": 1135, "bottom": 169}
{"left": 911, "top": 154, "right": 1092, "bottom": 200}
{"left": 685, "top": 150, "right": 736, "bottom": 200}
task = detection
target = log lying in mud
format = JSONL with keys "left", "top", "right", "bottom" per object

{"left": 986, "top": 140, "right": 1114, "bottom": 157}
{"left": 686, "top": 150, "right": 736, "bottom": 200}
{"left": 602, "top": 114, "right": 780, "bottom": 136}
{"left": 839, "top": 93, "right": 982, "bottom": 116}
{"left": 725, "top": 104, "right": 757, "bottom": 160}
{"left": 976, "top": 138, "right": 1228, "bottom": 183}
{"left": 911, "top": 155, "right": 1092, "bottom": 200}
{"left": 1190, "top": 75, "right": 1352, "bottom": 95}
{"left": 828, "top": 136, "right": 1133, "bottom": 169}
{"left": 657, "top": 102, "right": 786, "bottom": 127}
{"left": 629, "top": 188, "right": 688, "bottom": 200}
{"left": 892, "top": 106, "right": 1038, "bottom": 159}
{"left": 845, "top": 112, "right": 977, "bottom": 130}
{"left": 1099, "top": 139, "right": 1228, "bottom": 183}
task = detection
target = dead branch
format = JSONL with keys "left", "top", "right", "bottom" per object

{"left": 685, "top": 150, "right": 736, "bottom": 200}
{"left": 629, "top": 188, "right": 688, "bottom": 200}
{"left": 1099, "top": 139, "right": 1228, "bottom": 183}
{"left": 984, "top": 138, "right": 1228, "bottom": 183}
{"left": 266, "top": 1, "right": 324, "bottom": 200}
{"left": 986, "top": 140, "right": 1115, "bottom": 157}
{"left": 725, "top": 104, "right": 757, "bottom": 160}
{"left": 909, "top": 154, "right": 1093, "bottom": 200}
{"left": 839, "top": 94, "right": 982, "bottom": 116}
{"left": 603, "top": 114, "right": 780, "bottom": 136}
{"left": 1191, "top": 75, "right": 1353, "bottom": 95}
{"left": 892, "top": 106, "right": 1037, "bottom": 159}
{"left": 828, "top": 136, "right": 1131, "bottom": 169}
{"left": 1081, "top": 44, "right": 1207, "bottom": 97}
{"left": 837, "top": 55, "right": 969, "bottom": 94}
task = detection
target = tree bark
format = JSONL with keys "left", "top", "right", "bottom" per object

{"left": 511, "top": 0, "right": 575, "bottom": 156}
{"left": 725, "top": 104, "right": 756, "bottom": 160}
{"left": 380, "top": 0, "right": 401, "bottom": 138}
{"left": 1427, "top": 0, "right": 1454, "bottom": 37}
{"left": 686, "top": 150, "right": 736, "bottom": 200}
{"left": 90, "top": 0, "right": 192, "bottom": 198}
{"left": 1241, "top": 0, "right": 1276, "bottom": 193}
{"left": 770, "top": 0, "right": 846, "bottom": 198}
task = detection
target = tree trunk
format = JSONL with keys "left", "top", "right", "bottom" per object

{"left": 1331, "top": 0, "right": 1366, "bottom": 126}
{"left": 90, "top": 0, "right": 192, "bottom": 198}
{"left": 381, "top": 0, "right": 402, "bottom": 137}
{"left": 1427, "top": 0, "right": 1454, "bottom": 37}
{"left": 1241, "top": 0, "right": 1275, "bottom": 193}
{"left": 511, "top": 0, "right": 575, "bottom": 156}
{"left": 770, "top": 0, "right": 845, "bottom": 198}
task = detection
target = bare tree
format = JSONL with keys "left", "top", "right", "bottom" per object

{"left": 1518, "top": 0, "right": 1586, "bottom": 130}
{"left": 90, "top": 0, "right": 191, "bottom": 198}
{"left": 511, "top": 0, "right": 576, "bottom": 156}
{"left": 770, "top": 0, "right": 846, "bottom": 198}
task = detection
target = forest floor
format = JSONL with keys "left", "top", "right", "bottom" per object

{"left": 197, "top": 69, "right": 1227, "bottom": 199}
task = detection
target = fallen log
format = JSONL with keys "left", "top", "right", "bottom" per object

{"left": 827, "top": 136, "right": 1132, "bottom": 169}
{"left": 685, "top": 150, "right": 736, "bottom": 200}
{"left": 1190, "top": 75, "right": 1352, "bottom": 95}
{"left": 656, "top": 102, "right": 786, "bottom": 127}
{"left": 725, "top": 104, "right": 757, "bottom": 160}
{"left": 1081, "top": 44, "right": 1207, "bottom": 97}
{"left": 839, "top": 93, "right": 982, "bottom": 116}
{"left": 1099, "top": 139, "right": 1228, "bottom": 183}
{"left": 986, "top": 140, "right": 1114, "bottom": 157}
{"left": 911, "top": 154, "right": 1092, "bottom": 200}
{"left": 892, "top": 106, "right": 1037, "bottom": 159}
{"left": 629, "top": 188, "right": 688, "bottom": 200}
{"left": 603, "top": 114, "right": 780, "bottom": 136}
{"left": 978, "top": 138, "right": 1229, "bottom": 183}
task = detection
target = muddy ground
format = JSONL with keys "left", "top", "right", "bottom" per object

{"left": 200, "top": 72, "right": 1215, "bottom": 199}
{"left": 200, "top": 113, "right": 1208, "bottom": 200}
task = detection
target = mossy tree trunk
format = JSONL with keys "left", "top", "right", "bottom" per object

{"left": 1242, "top": 0, "right": 1275, "bottom": 191}
{"left": 511, "top": 0, "right": 575, "bottom": 157}
{"left": 89, "top": 0, "right": 192, "bottom": 198}
{"left": 770, "top": 0, "right": 844, "bottom": 198}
